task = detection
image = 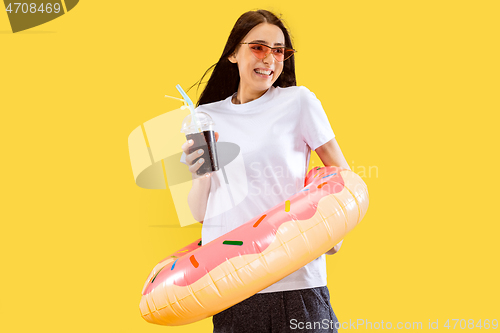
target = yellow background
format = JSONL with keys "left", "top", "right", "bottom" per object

{"left": 1, "top": 1, "right": 499, "bottom": 332}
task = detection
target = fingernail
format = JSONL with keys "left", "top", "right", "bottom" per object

{"left": 188, "top": 140, "right": 193, "bottom": 144}
{"left": 198, "top": 158, "right": 204, "bottom": 164}
{"left": 198, "top": 149, "right": 203, "bottom": 155}
{"left": 205, "top": 173, "right": 210, "bottom": 178}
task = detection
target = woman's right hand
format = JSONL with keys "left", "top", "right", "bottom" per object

{"left": 181, "top": 132, "right": 219, "bottom": 179}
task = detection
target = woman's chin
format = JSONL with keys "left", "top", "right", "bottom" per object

{"left": 252, "top": 80, "right": 274, "bottom": 92}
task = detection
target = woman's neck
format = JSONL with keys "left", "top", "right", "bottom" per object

{"left": 232, "top": 86, "right": 268, "bottom": 104}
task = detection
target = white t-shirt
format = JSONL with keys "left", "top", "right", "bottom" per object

{"left": 180, "top": 85, "right": 335, "bottom": 293}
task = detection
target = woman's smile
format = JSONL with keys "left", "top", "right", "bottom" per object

{"left": 254, "top": 67, "right": 274, "bottom": 78}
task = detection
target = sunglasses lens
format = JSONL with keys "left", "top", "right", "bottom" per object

{"left": 272, "top": 48, "right": 285, "bottom": 62}
{"left": 247, "top": 43, "right": 295, "bottom": 62}
{"left": 249, "top": 43, "right": 269, "bottom": 59}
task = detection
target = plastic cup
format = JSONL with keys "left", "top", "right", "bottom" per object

{"left": 181, "top": 112, "right": 219, "bottom": 176}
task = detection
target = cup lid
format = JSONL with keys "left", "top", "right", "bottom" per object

{"left": 180, "top": 111, "right": 216, "bottom": 133}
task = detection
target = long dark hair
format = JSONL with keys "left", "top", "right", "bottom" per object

{"left": 190, "top": 10, "right": 297, "bottom": 107}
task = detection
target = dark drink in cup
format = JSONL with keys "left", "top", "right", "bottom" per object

{"left": 186, "top": 130, "right": 219, "bottom": 175}
{"left": 181, "top": 112, "right": 219, "bottom": 176}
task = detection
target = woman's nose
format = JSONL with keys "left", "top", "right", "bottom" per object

{"left": 262, "top": 51, "right": 275, "bottom": 64}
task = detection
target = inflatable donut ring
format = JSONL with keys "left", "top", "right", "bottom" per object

{"left": 139, "top": 166, "right": 369, "bottom": 326}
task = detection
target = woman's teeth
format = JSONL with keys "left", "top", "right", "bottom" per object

{"left": 254, "top": 69, "right": 272, "bottom": 76}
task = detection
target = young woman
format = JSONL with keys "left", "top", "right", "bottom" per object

{"left": 181, "top": 9, "right": 350, "bottom": 333}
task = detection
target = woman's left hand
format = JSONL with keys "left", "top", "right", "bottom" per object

{"left": 326, "top": 240, "right": 343, "bottom": 255}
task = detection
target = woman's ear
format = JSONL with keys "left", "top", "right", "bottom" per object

{"left": 228, "top": 53, "right": 237, "bottom": 63}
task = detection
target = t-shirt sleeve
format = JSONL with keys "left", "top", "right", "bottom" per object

{"left": 299, "top": 86, "right": 336, "bottom": 151}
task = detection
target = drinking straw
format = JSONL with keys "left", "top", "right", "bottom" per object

{"left": 176, "top": 84, "right": 202, "bottom": 132}
{"left": 164, "top": 95, "right": 189, "bottom": 109}
{"left": 164, "top": 95, "right": 186, "bottom": 103}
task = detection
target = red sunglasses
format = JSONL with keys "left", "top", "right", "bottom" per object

{"left": 240, "top": 42, "right": 296, "bottom": 62}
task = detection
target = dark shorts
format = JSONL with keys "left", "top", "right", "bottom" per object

{"left": 213, "top": 286, "right": 339, "bottom": 333}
